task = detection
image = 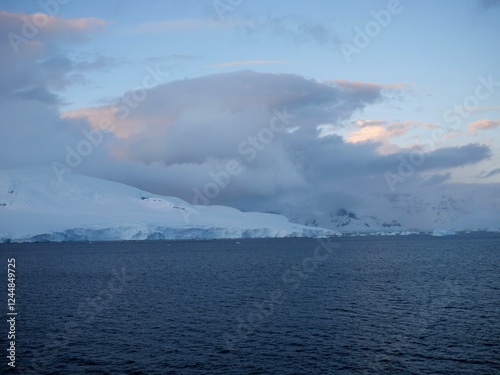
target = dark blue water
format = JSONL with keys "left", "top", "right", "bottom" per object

{"left": 1, "top": 234, "right": 499, "bottom": 374}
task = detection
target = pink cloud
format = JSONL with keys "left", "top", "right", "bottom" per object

{"left": 0, "top": 11, "right": 106, "bottom": 33}
{"left": 468, "top": 119, "right": 500, "bottom": 133}
{"left": 345, "top": 120, "right": 437, "bottom": 154}
{"left": 61, "top": 107, "right": 147, "bottom": 139}
{"left": 1, "top": 11, "right": 106, "bottom": 54}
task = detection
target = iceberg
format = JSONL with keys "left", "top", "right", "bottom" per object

{"left": 431, "top": 229, "right": 457, "bottom": 237}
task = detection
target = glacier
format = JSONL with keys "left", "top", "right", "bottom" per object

{"left": 0, "top": 168, "right": 338, "bottom": 243}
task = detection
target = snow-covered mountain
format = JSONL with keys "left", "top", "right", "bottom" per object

{"left": 0, "top": 169, "right": 337, "bottom": 243}
{"left": 290, "top": 208, "right": 402, "bottom": 232}
{"left": 1, "top": 169, "right": 497, "bottom": 242}
{"left": 287, "top": 189, "right": 499, "bottom": 234}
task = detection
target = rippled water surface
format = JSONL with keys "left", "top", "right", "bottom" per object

{"left": 1, "top": 234, "right": 499, "bottom": 374}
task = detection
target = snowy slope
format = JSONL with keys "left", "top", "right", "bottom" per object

{"left": 0, "top": 168, "right": 338, "bottom": 243}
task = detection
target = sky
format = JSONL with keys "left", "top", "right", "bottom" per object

{"left": 0, "top": 0, "right": 499, "bottom": 227}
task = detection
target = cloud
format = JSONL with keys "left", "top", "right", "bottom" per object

{"left": 235, "top": 14, "right": 340, "bottom": 48}
{"left": 0, "top": 11, "right": 109, "bottom": 99}
{"left": 0, "top": 12, "right": 495, "bottom": 229}
{"left": 468, "top": 119, "right": 500, "bottom": 133}
{"left": 0, "top": 11, "right": 105, "bottom": 52}
{"left": 210, "top": 60, "right": 291, "bottom": 68}
{"left": 421, "top": 173, "right": 451, "bottom": 187}
{"left": 410, "top": 144, "right": 491, "bottom": 170}
{"left": 168, "top": 54, "right": 202, "bottom": 60}
{"left": 74, "top": 56, "right": 119, "bottom": 72}
{"left": 480, "top": 168, "right": 500, "bottom": 178}
{"left": 55, "top": 71, "right": 491, "bottom": 215}
{"left": 15, "top": 86, "right": 60, "bottom": 104}
{"left": 345, "top": 119, "right": 436, "bottom": 147}
{"left": 0, "top": 11, "right": 114, "bottom": 168}
{"left": 125, "top": 18, "right": 224, "bottom": 34}
{"left": 0, "top": 11, "right": 106, "bottom": 32}
{"left": 38, "top": 55, "right": 120, "bottom": 91}
{"left": 62, "top": 70, "right": 392, "bottom": 143}
{"left": 332, "top": 80, "right": 408, "bottom": 91}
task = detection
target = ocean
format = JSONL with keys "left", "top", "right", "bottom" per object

{"left": 1, "top": 234, "right": 499, "bottom": 374}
